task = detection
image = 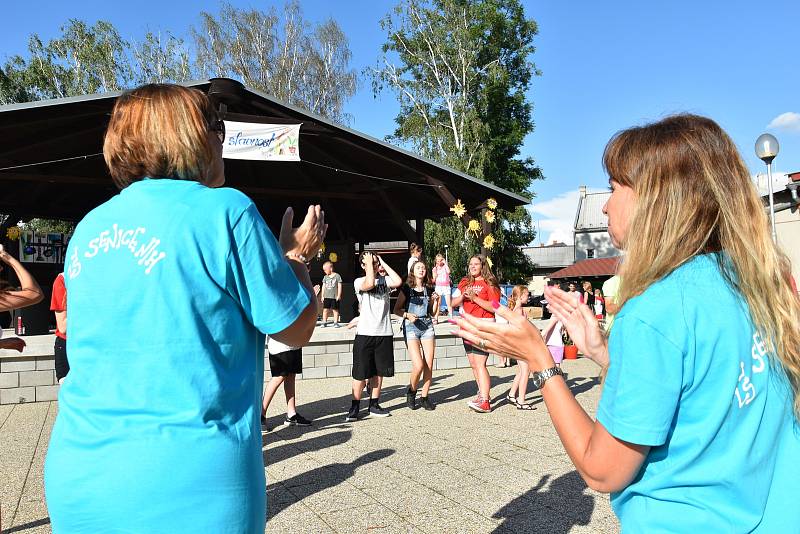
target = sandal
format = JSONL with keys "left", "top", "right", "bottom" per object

{"left": 517, "top": 402, "right": 536, "bottom": 411}
{"left": 506, "top": 393, "right": 517, "bottom": 405}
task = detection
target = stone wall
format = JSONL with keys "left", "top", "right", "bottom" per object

{"left": 2, "top": 322, "right": 540, "bottom": 404}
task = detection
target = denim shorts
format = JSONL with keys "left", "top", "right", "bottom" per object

{"left": 403, "top": 317, "right": 435, "bottom": 341}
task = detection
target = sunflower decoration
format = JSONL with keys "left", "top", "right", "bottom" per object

{"left": 329, "top": 252, "right": 338, "bottom": 263}
{"left": 450, "top": 199, "right": 467, "bottom": 218}
{"left": 484, "top": 210, "right": 495, "bottom": 224}
{"left": 467, "top": 219, "right": 481, "bottom": 238}
{"left": 486, "top": 198, "right": 498, "bottom": 210}
{"left": 6, "top": 226, "right": 21, "bottom": 241}
{"left": 483, "top": 234, "right": 495, "bottom": 250}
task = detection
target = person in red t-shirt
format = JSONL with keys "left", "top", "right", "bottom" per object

{"left": 451, "top": 255, "right": 501, "bottom": 413}
{"left": 50, "top": 272, "right": 69, "bottom": 383}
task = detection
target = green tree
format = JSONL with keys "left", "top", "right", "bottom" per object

{"left": 192, "top": 1, "right": 358, "bottom": 124}
{"left": 374, "top": 0, "right": 542, "bottom": 282}
{"left": 131, "top": 30, "right": 193, "bottom": 85}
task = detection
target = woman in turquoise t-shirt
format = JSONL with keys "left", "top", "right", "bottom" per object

{"left": 44, "top": 84, "right": 325, "bottom": 533}
{"left": 454, "top": 114, "right": 800, "bottom": 531}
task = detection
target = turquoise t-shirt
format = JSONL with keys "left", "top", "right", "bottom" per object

{"left": 44, "top": 179, "right": 310, "bottom": 533}
{"left": 597, "top": 254, "right": 799, "bottom": 532}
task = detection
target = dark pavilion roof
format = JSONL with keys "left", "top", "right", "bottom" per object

{"left": 0, "top": 78, "right": 528, "bottom": 243}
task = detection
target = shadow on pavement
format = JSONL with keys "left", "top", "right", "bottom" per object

{"left": 5, "top": 517, "right": 51, "bottom": 533}
{"left": 263, "top": 429, "right": 353, "bottom": 465}
{"left": 492, "top": 471, "right": 594, "bottom": 533}
{"left": 267, "top": 448, "right": 396, "bottom": 520}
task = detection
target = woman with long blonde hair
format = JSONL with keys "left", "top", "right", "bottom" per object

{"left": 451, "top": 254, "right": 501, "bottom": 413}
{"left": 454, "top": 114, "right": 800, "bottom": 531}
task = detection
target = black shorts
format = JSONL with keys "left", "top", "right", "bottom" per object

{"left": 352, "top": 335, "right": 394, "bottom": 380}
{"left": 323, "top": 298, "right": 340, "bottom": 311}
{"left": 268, "top": 348, "right": 303, "bottom": 377}
{"left": 463, "top": 339, "right": 490, "bottom": 357}
{"left": 54, "top": 336, "right": 69, "bottom": 381}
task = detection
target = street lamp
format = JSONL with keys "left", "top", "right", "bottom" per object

{"left": 444, "top": 244, "right": 449, "bottom": 264}
{"left": 755, "top": 133, "right": 780, "bottom": 243}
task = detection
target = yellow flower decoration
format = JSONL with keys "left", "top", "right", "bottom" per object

{"left": 329, "top": 252, "right": 338, "bottom": 263}
{"left": 467, "top": 219, "right": 481, "bottom": 238}
{"left": 483, "top": 234, "right": 495, "bottom": 249}
{"left": 484, "top": 210, "right": 495, "bottom": 223}
{"left": 320, "top": 242, "right": 326, "bottom": 254}
{"left": 6, "top": 226, "right": 21, "bottom": 240}
{"left": 486, "top": 257, "right": 493, "bottom": 269}
{"left": 450, "top": 199, "right": 467, "bottom": 218}
{"left": 487, "top": 198, "right": 497, "bottom": 210}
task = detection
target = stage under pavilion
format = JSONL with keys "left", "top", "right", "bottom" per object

{"left": 0, "top": 78, "right": 528, "bottom": 328}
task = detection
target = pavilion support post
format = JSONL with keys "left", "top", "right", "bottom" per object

{"left": 415, "top": 218, "right": 424, "bottom": 254}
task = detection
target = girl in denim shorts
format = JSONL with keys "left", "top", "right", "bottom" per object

{"left": 394, "top": 260, "right": 440, "bottom": 411}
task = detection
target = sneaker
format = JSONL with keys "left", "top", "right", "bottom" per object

{"left": 333, "top": 323, "right": 341, "bottom": 328}
{"left": 406, "top": 388, "right": 418, "bottom": 410}
{"left": 320, "top": 322, "right": 329, "bottom": 328}
{"left": 285, "top": 413, "right": 312, "bottom": 426}
{"left": 466, "top": 395, "right": 481, "bottom": 406}
{"left": 368, "top": 403, "right": 391, "bottom": 418}
{"left": 345, "top": 402, "right": 360, "bottom": 422}
{"left": 421, "top": 396, "right": 435, "bottom": 411}
{"left": 468, "top": 397, "right": 491, "bottom": 413}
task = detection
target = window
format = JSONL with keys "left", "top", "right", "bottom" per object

{"left": 587, "top": 248, "right": 595, "bottom": 259}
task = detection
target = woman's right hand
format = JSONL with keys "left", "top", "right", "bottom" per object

{"left": 404, "top": 312, "right": 418, "bottom": 322}
{"left": 0, "top": 243, "right": 10, "bottom": 262}
{"left": 545, "top": 286, "right": 609, "bottom": 368}
{"left": 279, "top": 205, "right": 327, "bottom": 259}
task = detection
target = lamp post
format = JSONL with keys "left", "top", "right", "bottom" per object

{"left": 444, "top": 244, "right": 449, "bottom": 264}
{"left": 755, "top": 133, "right": 780, "bottom": 243}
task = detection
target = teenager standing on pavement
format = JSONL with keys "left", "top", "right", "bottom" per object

{"left": 394, "top": 259, "right": 440, "bottom": 411}
{"left": 346, "top": 251, "right": 403, "bottom": 421}
{"left": 451, "top": 255, "right": 501, "bottom": 413}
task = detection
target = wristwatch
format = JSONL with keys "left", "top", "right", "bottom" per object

{"left": 532, "top": 366, "right": 565, "bottom": 389}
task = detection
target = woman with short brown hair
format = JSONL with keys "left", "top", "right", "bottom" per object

{"left": 44, "top": 83, "right": 325, "bottom": 533}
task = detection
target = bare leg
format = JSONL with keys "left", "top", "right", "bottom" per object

{"left": 509, "top": 369, "right": 521, "bottom": 398}
{"left": 444, "top": 292, "right": 453, "bottom": 315}
{"left": 516, "top": 360, "right": 531, "bottom": 401}
{"left": 283, "top": 374, "right": 297, "bottom": 416}
{"left": 333, "top": 309, "right": 340, "bottom": 325}
{"left": 370, "top": 376, "right": 383, "bottom": 399}
{"left": 322, "top": 308, "right": 330, "bottom": 325}
{"left": 407, "top": 339, "right": 424, "bottom": 392}
{"left": 352, "top": 379, "right": 367, "bottom": 400}
{"left": 262, "top": 375, "right": 286, "bottom": 416}
{"left": 468, "top": 352, "right": 491, "bottom": 400}
{"left": 420, "top": 337, "right": 436, "bottom": 397}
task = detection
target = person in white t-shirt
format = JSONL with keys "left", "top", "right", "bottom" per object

{"left": 407, "top": 242, "right": 422, "bottom": 273}
{"left": 346, "top": 251, "right": 403, "bottom": 421}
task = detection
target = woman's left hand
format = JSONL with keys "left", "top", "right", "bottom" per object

{"left": 454, "top": 305, "right": 554, "bottom": 370}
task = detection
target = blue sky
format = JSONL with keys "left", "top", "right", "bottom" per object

{"left": 4, "top": 0, "right": 799, "bottom": 244}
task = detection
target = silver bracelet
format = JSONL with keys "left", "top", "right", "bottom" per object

{"left": 285, "top": 252, "right": 308, "bottom": 264}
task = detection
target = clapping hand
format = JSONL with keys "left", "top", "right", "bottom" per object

{"left": 454, "top": 304, "right": 553, "bottom": 370}
{"left": 545, "top": 286, "right": 609, "bottom": 368}
{"left": 279, "top": 205, "right": 327, "bottom": 259}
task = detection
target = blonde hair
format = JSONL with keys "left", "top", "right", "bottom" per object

{"left": 604, "top": 113, "right": 800, "bottom": 417}
{"left": 506, "top": 284, "right": 528, "bottom": 309}
{"left": 104, "top": 84, "right": 219, "bottom": 188}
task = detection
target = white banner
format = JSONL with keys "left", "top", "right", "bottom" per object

{"left": 222, "top": 121, "right": 301, "bottom": 161}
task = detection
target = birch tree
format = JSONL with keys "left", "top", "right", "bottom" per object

{"left": 192, "top": 1, "right": 358, "bottom": 124}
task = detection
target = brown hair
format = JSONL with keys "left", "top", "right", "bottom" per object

{"left": 409, "top": 242, "right": 422, "bottom": 254}
{"left": 463, "top": 254, "right": 499, "bottom": 288}
{"left": 406, "top": 259, "right": 432, "bottom": 288}
{"left": 604, "top": 113, "right": 800, "bottom": 418}
{"left": 103, "top": 83, "right": 219, "bottom": 188}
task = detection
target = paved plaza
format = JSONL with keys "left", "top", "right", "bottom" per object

{"left": 1, "top": 359, "right": 619, "bottom": 533}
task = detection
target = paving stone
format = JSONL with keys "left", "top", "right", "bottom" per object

{"left": 0, "top": 359, "right": 620, "bottom": 533}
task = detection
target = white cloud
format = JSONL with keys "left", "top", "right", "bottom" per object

{"left": 767, "top": 112, "right": 800, "bottom": 133}
{"left": 527, "top": 187, "right": 607, "bottom": 245}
